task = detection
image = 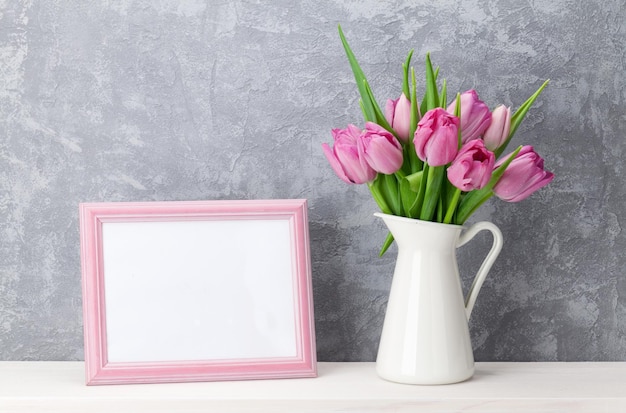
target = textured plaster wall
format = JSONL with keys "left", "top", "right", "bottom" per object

{"left": 0, "top": 0, "right": 625, "bottom": 361}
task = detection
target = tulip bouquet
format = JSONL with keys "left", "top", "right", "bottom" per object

{"left": 323, "top": 27, "right": 554, "bottom": 255}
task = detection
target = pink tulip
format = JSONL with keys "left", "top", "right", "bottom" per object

{"left": 447, "top": 90, "right": 492, "bottom": 143}
{"left": 414, "top": 108, "right": 460, "bottom": 167}
{"left": 447, "top": 140, "right": 495, "bottom": 191}
{"left": 493, "top": 146, "right": 554, "bottom": 202}
{"left": 359, "top": 122, "right": 403, "bottom": 174}
{"left": 322, "top": 124, "right": 377, "bottom": 184}
{"left": 483, "top": 105, "right": 511, "bottom": 151}
{"left": 384, "top": 93, "right": 411, "bottom": 142}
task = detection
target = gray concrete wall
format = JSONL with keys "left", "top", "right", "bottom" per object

{"left": 1, "top": 0, "right": 624, "bottom": 361}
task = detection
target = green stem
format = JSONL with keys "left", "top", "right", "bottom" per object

{"left": 443, "top": 188, "right": 462, "bottom": 224}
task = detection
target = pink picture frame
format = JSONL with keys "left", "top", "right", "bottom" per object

{"left": 79, "top": 199, "right": 316, "bottom": 385}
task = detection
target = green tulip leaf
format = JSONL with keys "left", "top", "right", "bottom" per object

{"left": 359, "top": 99, "right": 368, "bottom": 121}
{"left": 379, "top": 232, "right": 395, "bottom": 257}
{"left": 494, "top": 79, "right": 549, "bottom": 158}
{"left": 373, "top": 174, "right": 403, "bottom": 216}
{"left": 402, "top": 49, "right": 414, "bottom": 99}
{"left": 439, "top": 78, "right": 448, "bottom": 108}
{"left": 454, "top": 92, "right": 462, "bottom": 149}
{"left": 368, "top": 180, "right": 392, "bottom": 215}
{"left": 363, "top": 79, "right": 394, "bottom": 133}
{"left": 408, "top": 68, "right": 423, "bottom": 173}
{"left": 338, "top": 25, "right": 377, "bottom": 122}
{"left": 420, "top": 165, "right": 445, "bottom": 221}
{"left": 420, "top": 53, "right": 440, "bottom": 115}
{"left": 409, "top": 67, "right": 419, "bottom": 136}
{"left": 400, "top": 177, "right": 418, "bottom": 218}
{"left": 405, "top": 170, "right": 423, "bottom": 192}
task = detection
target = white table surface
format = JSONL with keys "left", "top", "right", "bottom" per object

{"left": 1, "top": 361, "right": 624, "bottom": 412}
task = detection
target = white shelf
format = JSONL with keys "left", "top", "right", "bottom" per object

{"left": 1, "top": 361, "right": 625, "bottom": 412}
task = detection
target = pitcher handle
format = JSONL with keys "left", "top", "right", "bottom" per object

{"left": 457, "top": 221, "right": 503, "bottom": 320}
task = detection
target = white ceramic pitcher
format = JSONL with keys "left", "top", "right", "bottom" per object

{"left": 374, "top": 213, "right": 503, "bottom": 385}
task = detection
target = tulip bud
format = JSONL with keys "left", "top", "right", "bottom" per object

{"left": 384, "top": 93, "right": 411, "bottom": 142}
{"left": 447, "top": 90, "right": 492, "bottom": 143}
{"left": 322, "top": 124, "right": 377, "bottom": 184}
{"left": 447, "top": 140, "right": 495, "bottom": 191}
{"left": 493, "top": 146, "right": 554, "bottom": 202}
{"left": 359, "top": 122, "right": 403, "bottom": 174}
{"left": 483, "top": 105, "right": 511, "bottom": 151}
{"left": 414, "top": 108, "right": 460, "bottom": 167}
